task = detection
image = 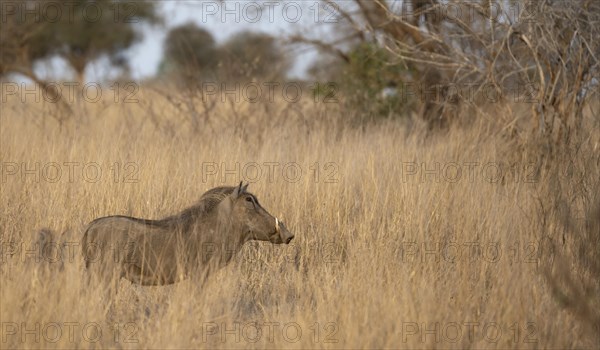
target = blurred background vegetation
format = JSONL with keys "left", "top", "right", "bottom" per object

{"left": 1, "top": 1, "right": 599, "bottom": 346}
{"left": 2, "top": 0, "right": 598, "bottom": 137}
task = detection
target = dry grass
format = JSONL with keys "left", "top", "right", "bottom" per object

{"left": 1, "top": 89, "right": 599, "bottom": 349}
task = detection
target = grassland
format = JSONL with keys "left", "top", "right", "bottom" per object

{"left": 1, "top": 88, "right": 599, "bottom": 349}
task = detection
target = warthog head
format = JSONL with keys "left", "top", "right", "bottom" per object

{"left": 219, "top": 182, "right": 294, "bottom": 244}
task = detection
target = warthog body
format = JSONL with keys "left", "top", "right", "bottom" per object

{"left": 82, "top": 183, "right": 293, "bottom": 287}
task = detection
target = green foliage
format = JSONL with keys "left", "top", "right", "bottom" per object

{"left": 311, "top": 42, "right": 416, "bottom": 120}
{"left": 341, "top": 42, "right": 414, "bottom": 119}
{"left": 311, "top": 82, "right": 337, "bottom": 101}
{"left": 345, "top": 43, "right": 393, "bottom": 95}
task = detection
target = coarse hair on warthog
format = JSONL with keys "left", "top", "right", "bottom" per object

{"left": 81, "top": 182, "right": 294, "bottom": 289}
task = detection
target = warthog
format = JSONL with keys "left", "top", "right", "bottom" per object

{"left": 82, "top": 182, "right": 294, "bottom": 290}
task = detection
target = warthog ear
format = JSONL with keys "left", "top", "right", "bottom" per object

{"left": 232, "top": 181, "right": 243, "bottom": 199}
{"left": 232, "top": 181, "right": 249, "bottom": 199}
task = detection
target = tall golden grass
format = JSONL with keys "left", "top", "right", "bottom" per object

{"left": 1, "top": 88, "right": 599, "bottom": 349}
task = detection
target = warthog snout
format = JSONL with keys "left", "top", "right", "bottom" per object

{"left": 227, "top": 182, "right": 294, "bottom": 245}
{"left": 275, "top": 218, "right": 294, "bottom": 244}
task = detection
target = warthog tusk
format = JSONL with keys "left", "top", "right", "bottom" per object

{"left": 275, "top": 217, "right": 280, "bottom": 233}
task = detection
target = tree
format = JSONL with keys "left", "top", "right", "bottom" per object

{"left": 1, "top": 0, "right": 159, "bottom": 84}
{"left": 159, "top": 22, "right": 219, "bottom": 85}
{"left": 159, "top": 28, "right": 289, "bottom": 85}
{"left": 219, "top": 31, "right": 289, "bottom": 81}
{"left": 309, "top": 42, "right": 415, "bottom": 120}
{"left": 293, "top": 0, "right": 599, "bottom": 139}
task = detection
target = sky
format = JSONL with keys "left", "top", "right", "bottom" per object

{"left": 34, "top": 1, "right": 343, "bottom": 82}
